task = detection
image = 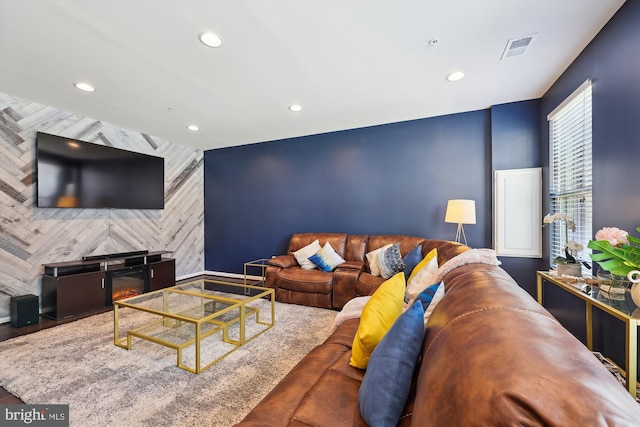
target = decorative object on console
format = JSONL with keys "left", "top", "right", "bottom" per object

{"left": 595, "top": 272, "right": 628, "bottom": 301}
{"left": 588, "top": 226, "right": 640, "bottom": 307}
{"left": 445, "top": 199, "right": 476, "bottom": 245}
{"left": 629, "top": 271, "right": 640, "bottom": 308}
{"left": 543, "top": 212, "right": 590, "bottom": 275}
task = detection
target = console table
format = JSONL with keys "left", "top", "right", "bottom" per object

{"left": 536, "top": 270, "right": 639, "bottom": 397}
{"left": 42, "top": 250, "right": 175, "bottom": 320}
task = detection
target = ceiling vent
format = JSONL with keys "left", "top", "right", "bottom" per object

{"left": 501, "top": 34, "right": 537, "bottom": 60}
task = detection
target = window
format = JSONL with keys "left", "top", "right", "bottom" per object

{"left": 547, "top": 80, "right": 592, "bottom": 269}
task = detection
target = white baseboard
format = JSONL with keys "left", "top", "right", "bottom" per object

{"left": 180, "top": 270, "right": 263, "bottom": 281}
{"left": 1, "top": 270, "right": 263, "bottom": 325}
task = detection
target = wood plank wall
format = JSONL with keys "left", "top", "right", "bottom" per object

{"left": 0, "top": 93, "right": 204, "bottom": 320}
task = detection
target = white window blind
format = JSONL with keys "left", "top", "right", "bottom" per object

{"left": 548, "top": 80, "right": 593, "bottom": 269}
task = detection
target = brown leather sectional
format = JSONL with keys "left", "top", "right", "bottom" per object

{"left": 266, "top": 233, "right": 468, "bottom": 309}
{"left": 238, "top": 234, "right": 640, "bottom": 426}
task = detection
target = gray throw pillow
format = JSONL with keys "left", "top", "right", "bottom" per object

{"left": 378, "top": 243, "right": 406, "bottom": 279}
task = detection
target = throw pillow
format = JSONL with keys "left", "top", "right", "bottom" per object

{"left": 365, "top": 243, "right": 392, "bottom": 277}
{"left": 308, "top": 242, "right": 346, "bottom": 272}
{"left": 402, "top": 245, "right": 423, "bottom": 281}
{"left": 358, "top": 300, "right": 425, "bottom": 427}
{"left": 414, "top": 281, "right": 445, "bottom": 326}
{"left": 406, "top": 248, "right": 439, "bottom": 300}
{"left": 350, "top": 272, "right": 406, "bottom": 369}
{"left": 292, "top": 239, "right": 321, "bottom": 270}
{"left": 378, "top": 243, "right": 406, "bottom": 279}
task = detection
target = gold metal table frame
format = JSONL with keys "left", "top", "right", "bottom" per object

{"left": 244, "top": 258, "right": 271, "bottom": 285}
{"left": 537, "top": 271, "right": 638, "bottom": 397}
{"left": 113, "top": 279, "right": 275, "bottom": 374}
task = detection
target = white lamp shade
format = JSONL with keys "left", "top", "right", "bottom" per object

{"left": 445, "top": 199, "right": 476, "bottom": 224}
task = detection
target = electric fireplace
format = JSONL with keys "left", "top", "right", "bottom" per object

{"left": 108, "top": 266, "right": 148, "bottom": 303}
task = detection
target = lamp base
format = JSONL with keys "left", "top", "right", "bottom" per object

{"left": 455, "top": 223, "right": 468, "bottom": 245}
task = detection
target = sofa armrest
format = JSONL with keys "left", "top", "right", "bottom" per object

{"left": 332, "top": 264, "right": 364, "bottom": 309}
{"left": 268, "top": 255, "right": 297, "bottom": 268}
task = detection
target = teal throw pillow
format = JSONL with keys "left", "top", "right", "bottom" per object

{"left": 308, "top": 242, "right": 346, "bottom": 272}
{"left": 358, "top": 300, "right": 425, "bottom": 427}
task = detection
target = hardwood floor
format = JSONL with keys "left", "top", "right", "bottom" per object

{"left": 0, "top": 274, "right": 253, "bottom": 405}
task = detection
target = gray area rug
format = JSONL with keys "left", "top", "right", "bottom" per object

{"left": 0, "top": 298, "right": 338, "bottom": 427}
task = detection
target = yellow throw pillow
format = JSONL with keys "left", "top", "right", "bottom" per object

{"left": 407, "top": 248, "right": 438, "bottom": 284}
{"left": 349, "top": 272, "right": 406, "bottom": 369}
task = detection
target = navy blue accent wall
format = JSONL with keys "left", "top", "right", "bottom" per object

{"left": 490, "top": 99, "right": 548, "bottom": 296}
{"left": 205, "top": 110, "right": 491, "bottom": 273}
{"left": 541, "top": 0, "right": 640, "bottom": 237}
{"left": 539, "top": 0, "right": 640, "bottom": 378}
{"left": 203, "top": 1, "right": 638, "bottom": 377}
{"left": 491, "top": 99, "right": 541, "bottom": 171}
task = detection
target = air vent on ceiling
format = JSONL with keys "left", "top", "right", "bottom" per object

{"left": 501, "top": 33, "right": 537, "bottom": 60}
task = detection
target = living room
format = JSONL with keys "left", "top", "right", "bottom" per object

{"left": 0, "top": 0, "right": 639, "bottom": 425}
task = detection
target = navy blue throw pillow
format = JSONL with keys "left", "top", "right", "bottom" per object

{"left": 358, "top": 300, "right": 426, "bottom": 427}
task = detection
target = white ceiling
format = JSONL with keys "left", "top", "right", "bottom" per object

{"left": 0, "top": 0, "right": 626, "bottom": 151}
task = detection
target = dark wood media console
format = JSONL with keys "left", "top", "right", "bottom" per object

{"left": 42, "top": 250, "right": 175, "bottom": 320}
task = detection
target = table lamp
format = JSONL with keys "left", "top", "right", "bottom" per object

{"left": 445, "top": 199, "right": 476, "bottom": 245}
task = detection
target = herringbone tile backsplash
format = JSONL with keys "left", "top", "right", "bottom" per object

{"left": 0, "top": 92, "right": 204, "bottom": 319}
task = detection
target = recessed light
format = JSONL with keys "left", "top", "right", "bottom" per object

{"left": 74, "top": 82, "right": 95, "bottom": 92}
{"left": 289, "top": 104, "right": 302, "bottom": 112}
{"left": 446, "top": 72, "right": 465, "bottom": 82}
{"left": 198, "top": 32, "right": 223, "bottom": 48}
{"left": 187, "top": 125, "right": 199, "bottom": 131}
{"left": 67, "top": 141, "right": 80, "bottom": 149}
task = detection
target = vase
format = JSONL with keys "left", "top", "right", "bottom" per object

{"left": 627, "top": 270, "right": 640, "bottom": 308}
{"left": 597, "top": 272, "right": 629, "bottom": 301}
{"left": 556, "top": 263, "right": 581, "bottom": 277}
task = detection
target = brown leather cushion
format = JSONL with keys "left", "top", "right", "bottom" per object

{"left": 414, "top": 263, "right": 640, "bottom": 426}
{"left": 277, "top": 267, "right": 333, "bottom": 294}
{"left": 356, "top": 272, "right": 385, "bottom": 296}
{"left": 288, "top": 233, "right": 348, "bottom": 257}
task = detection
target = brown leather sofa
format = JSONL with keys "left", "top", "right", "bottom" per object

{"left": 266, "top": 233, "right": 468, "bottom": 309}
{"left": 237, "top": 239, "right": 640, "bottom": 426}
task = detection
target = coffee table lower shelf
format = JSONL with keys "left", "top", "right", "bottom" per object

{"left": 113, "top": 280, "right": 275, "bottom": 374}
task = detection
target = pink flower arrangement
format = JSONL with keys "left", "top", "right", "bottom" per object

{"left": 594, "top": 227, "right": 629, "bottom": 247}
{"left": 589, "top": 226, "right": 640, "bottom": 277}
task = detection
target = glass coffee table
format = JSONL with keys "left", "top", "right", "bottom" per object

{"left": 113, "top": 279, "right": 275, "bottom": 374}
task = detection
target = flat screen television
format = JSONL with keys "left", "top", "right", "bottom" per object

{"left": 36, "top": 132, "right": 164, "bottom": 209}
